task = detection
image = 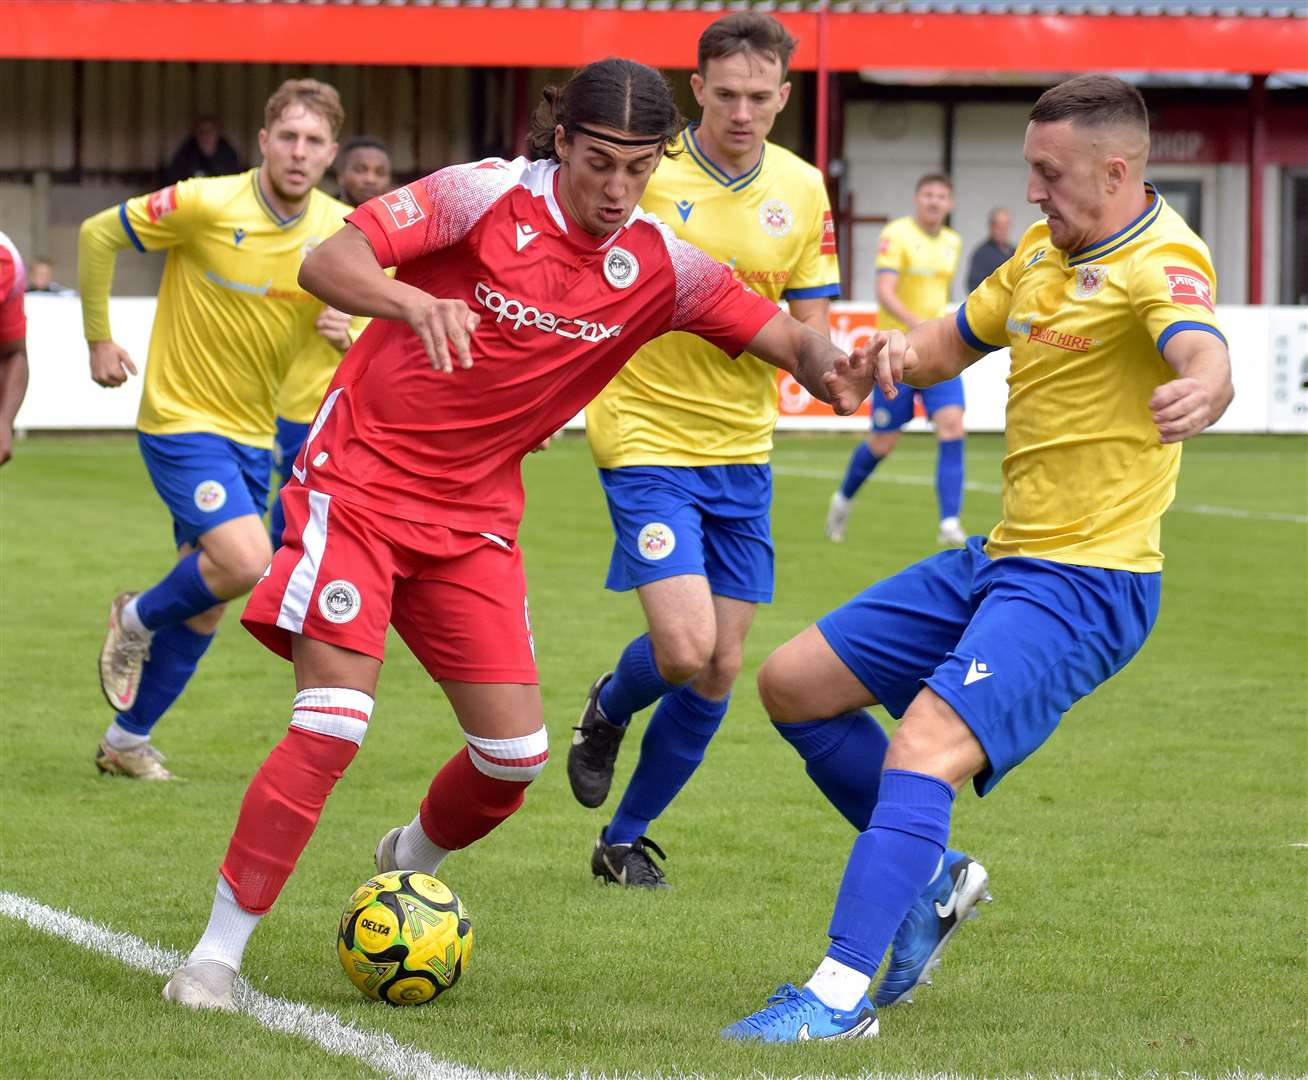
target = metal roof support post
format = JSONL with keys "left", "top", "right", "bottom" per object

{"left": 1248, "top": 72, "right": 1267, "bottom": 305}
{"left": 816, "top": 0, "right": 830, "bottom": 178}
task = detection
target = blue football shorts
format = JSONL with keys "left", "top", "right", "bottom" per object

{"left": 871, "top": 375, "right": 966, "bottom": 432}
{"left": 272, "top": 416, "right": 311, "bottom": 489}
{"left": 137, "top": 431, "right": 273, "bottom": 548}
{"left": 817, "top": 536, "right": 1161, "bottom": 794}
{"left": 598, "top": 464, "right": 774, "bottom": 604}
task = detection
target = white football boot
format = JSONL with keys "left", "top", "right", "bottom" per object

{"left": 162, "top": 961, "right": 237, "bottom": 1012}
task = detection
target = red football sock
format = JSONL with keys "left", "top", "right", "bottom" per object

{"left": 419, "top": 746, "right": 535, "bottom": 851}
{"left": 220, "top": 726, "right": 359, "bottom": 914}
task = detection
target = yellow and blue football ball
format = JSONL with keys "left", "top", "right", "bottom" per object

{"left": 336, "top": 871, "right": 473, "bottom": 1006}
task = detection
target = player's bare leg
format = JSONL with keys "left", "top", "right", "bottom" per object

{"left": 587, "top": 583, "right": 756, "bottom": 888}
{"left": 98, "top": 516, "right": 272, "bottom": 779}
{"left": 378, "top": 681, "right": 548, "bottom": 876}
{"left": 568, "top": 574, "right": 714, "bottom": 809}
{"left": 164, "top": 635, "right": 379, "bottom": 1010}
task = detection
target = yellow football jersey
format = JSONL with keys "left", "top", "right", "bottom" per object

{"left": 957, "top": 185, "right": 1225, "bottom": 572}
{"left": 276, "top": 309, "right": 370, "bottom": 424}
{"left": 79, "top": 169, "right": 351, "bottom": 448}
{"left": 875, "top": 216, "right": 961, "bottom": 331}
{"left": 585, "top": 126, "right": 840, "bottom": 468}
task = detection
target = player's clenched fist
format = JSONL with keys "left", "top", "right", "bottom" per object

{"left": 399, "top": 290, "right": 480, "bottom": 374}
{"left": 89, "top": 340, "right": 138, "bottom": 387}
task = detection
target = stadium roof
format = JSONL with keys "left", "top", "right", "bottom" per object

{"left": 6, "top": 0, "right": 1304, "bottom": 71}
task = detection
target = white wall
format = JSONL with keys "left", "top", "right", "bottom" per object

{"left": 16, "top": 296, "right": 1307, "bottom": 436}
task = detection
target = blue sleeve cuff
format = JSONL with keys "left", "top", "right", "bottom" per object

{"left": 1157, "top": 320, "right": 1226, "bottom": 355}
{"left": 782, "top": 283, "right": 841, "bottom": 300}
{"left": 118, "top": 203, "right": 146, "bottom": 253}
{"left": 875, "top": 267, "right": 899, "bottom": 275}
{"left": 955, "top": 305, "right": 1002, "bottom": 353}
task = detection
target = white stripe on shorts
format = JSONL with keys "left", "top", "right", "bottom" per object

{"left": 276, "top": 490, "right": 332, "bottom": 635}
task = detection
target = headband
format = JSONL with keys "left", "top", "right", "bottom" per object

{"left": 571, "top": 123, "right": 667, "bottom": 148}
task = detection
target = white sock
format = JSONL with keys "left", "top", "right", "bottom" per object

{"left": 832, "top": 491, "right": 850, "bottom": 507}
{"left": 394, "top": 813, "right": 450, "bottom": 875}
{"left": 188, "top": 877, "right": 262, "bottom": 974}
{"left": 120, "top": 596, "right": 148, "bottom": 636}
{"left": 806, "top": 955, "right": 872, "bottom": 1012}
{"left": 102, "top": 721, "right": 149, "bottom": 751}
{"left": 939, "top": 515, "right": 960, "bottom": 531}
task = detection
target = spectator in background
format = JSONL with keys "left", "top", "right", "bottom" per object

{"left": 966, "top": 207, "right": 1015, "bottom": 291}
{"left": 26, "top": 255, "right": 76, "bottom": 296}
{"left": 0, "top": 232, "right": 29, "bottom": 466}
{"left": 163, "top": 115, "right": 242, "bottom": 185}
{"left": 335, "top": 136, "right": 393, "bottom": 207}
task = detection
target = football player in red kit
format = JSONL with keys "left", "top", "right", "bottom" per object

{"left": 164, "top": 58, "right": 882, "bottom": 1010}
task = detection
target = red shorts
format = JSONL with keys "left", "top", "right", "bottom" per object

{"left": 242, "top": 484, "right": 537, "bottom": 684}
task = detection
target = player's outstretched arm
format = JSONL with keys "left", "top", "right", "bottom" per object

{"left": 1152, "top": 330, "right": 1234, "bottom": 444}
{"left": 745, "top": 311, "right": 873, "bottom": 416}
{"left": 299, "top": 225, "right": 479, "bottom": 374}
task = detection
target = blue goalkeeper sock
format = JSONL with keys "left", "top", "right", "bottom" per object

{"left": 839, "top": 442, "right": 881, "bottom": 500}
{"left": 113, "top": 622, "right": 215, "bottom": 737}
{"left": 827, "top": 768, "right": 954, "bottom": 977}
{"left": 133, "top": 551, "right": 223, "bottom": 632}
{"left": 935, "top": 437, "right": 965, "bottom": 521}
{"left": 605, "top": 685, "right": 728, "bottom": 846}
{"left": 773, "top": 711, "right": 889, "bottom": 830}
{"left": 597, "top": 634, "right": 677, "bottom": 728}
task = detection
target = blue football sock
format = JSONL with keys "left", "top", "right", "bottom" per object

{"left": 827, "top": 769, "right": 955, "bottom": 977}
{"left": 597, "top": 634, "right": 676, "bottom": 728}
{"left": 773, "top": 711, "right": 890, "bottom": 830}
{"left": 935, "top": 437, "right": 965, "bottom": 521}
{"left": 839, "top": 442, "right": 882, "bottom": 500}
{"left": 114, "top": 622, "right": 215, "bottom": 737}
{"left": 605, "top": 685, "right": 728, "bottom": 846}
{"left": 134, "top": 551, "right": 223, "bottom": 632}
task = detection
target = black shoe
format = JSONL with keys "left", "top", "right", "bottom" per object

{"left": 567, "top": 672, "right": 626, "bottom": 808}
{"left": 591, "top": 832, "right": 670, "bottom": 889}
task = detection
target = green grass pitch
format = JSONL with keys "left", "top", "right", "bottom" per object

{"left": 1, "top": 431, "right": 1304, "bottom": 1079}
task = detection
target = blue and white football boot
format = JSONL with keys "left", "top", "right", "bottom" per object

{"left": 722, "top": 984, "right": 878, "bottom": 1043}
{"left": 875, "top": 850, "right": 991, "bottom": 1007}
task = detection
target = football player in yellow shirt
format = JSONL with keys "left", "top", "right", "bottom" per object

{"left": 79, "top": 80, "right": 350, "bottom": 780}
{"left": 827, "top": 173, "right": 969, "bottom": 547}
{"left": 725, "top": 74, "right": 1232, "bottom": 1043}
{"left": 568, "top": 13, "right": 846, "bottom": 888}
{"left": 270, "top": 136, "right": 392, "bottom": 549}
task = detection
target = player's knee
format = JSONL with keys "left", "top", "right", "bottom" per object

{"left": 757, "top": 648, "right": 803, "bottom": 723}
{"left": 934, "top": 409, "right": 966, "bottom": 440}
{"left": 185, "top": 603, "right": 227, "bottom": 635}
{"left": 869, "top": 433, "right": 898, "bottom": 458}
{"left": 651, "top": 628, "right": 714, "bottom": 685}
{"left": 698, "top": 648, "right": 743, "bottom": 699}
{"left": 465, "top": 726, "right": 549, "bottom": 787}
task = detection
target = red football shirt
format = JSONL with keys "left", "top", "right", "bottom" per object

{"left": 0, "top": 233, "right": 26, "bottom": 342}
{"left": 294, "top": 157, "right": 778, "bottom": 539}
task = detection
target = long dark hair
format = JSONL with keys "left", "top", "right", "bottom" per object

{"left": 526, "top": 58, "right": 684, "bottom": 162}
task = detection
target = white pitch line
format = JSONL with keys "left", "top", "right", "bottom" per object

{"left": 0, "top": 890, "right": 504, "bottom": 1080}
{"left": 771, "top": 466, "right": 1308, "bottom": 524}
